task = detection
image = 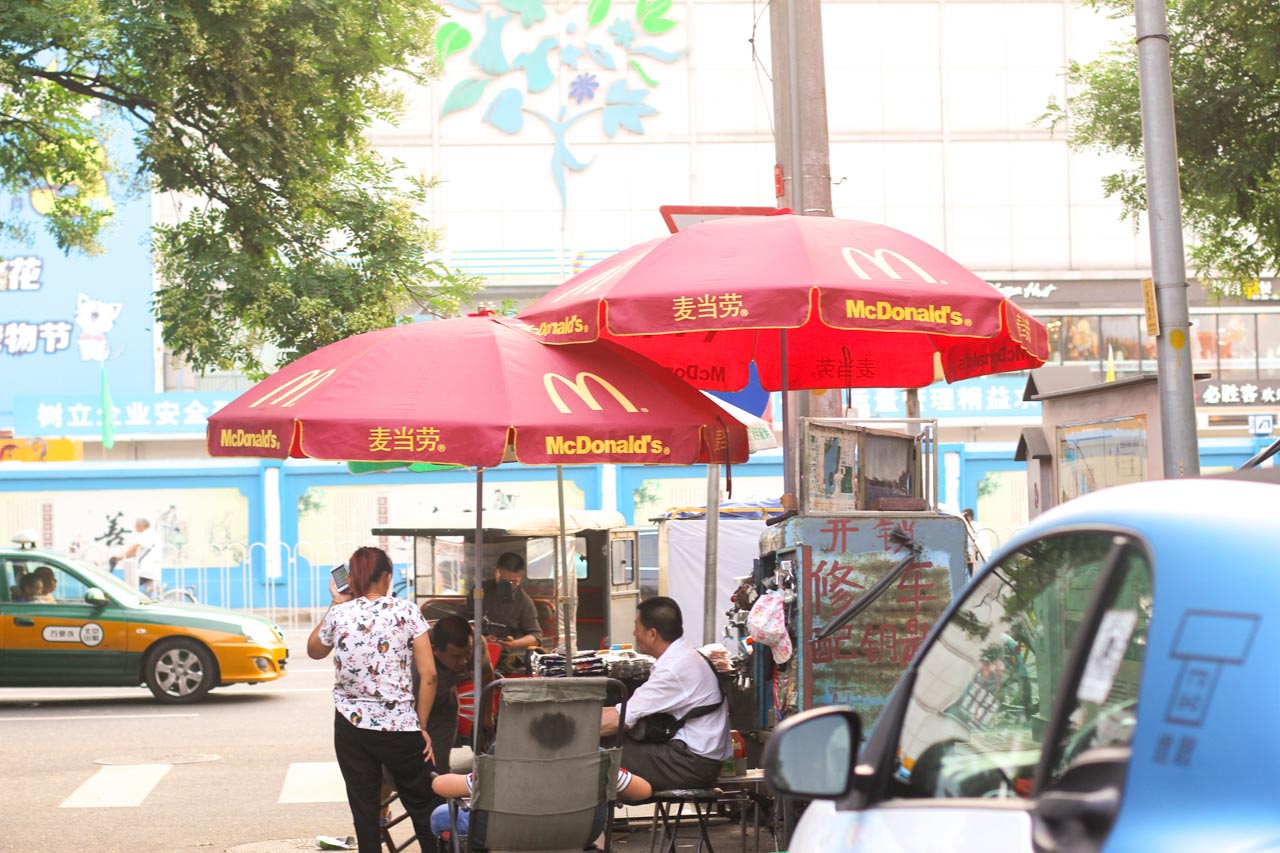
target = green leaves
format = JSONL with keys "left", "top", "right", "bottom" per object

{"left": 587, "top": 0, "right": 611, "bottom": 29}
{"left": 635, "top": 0, "right": 675, "bottom": 34}
{"left": 1, "top": 0, "right": 481, "bottom": 376}
{"left": 436, "top": 22, "right": 472, "bottom": 63}
{"left": 1058, "top": 0, "right": 1280, "bottom": 290}
{"left": 441, "top": 78, "right": 491, "bottom": 117}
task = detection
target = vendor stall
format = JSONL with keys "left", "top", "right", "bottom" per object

{"left": 747, "top": 419, "right": 970, "bottom": 738}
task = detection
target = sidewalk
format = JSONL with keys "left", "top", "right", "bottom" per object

{"left": 366, "top": 796, "right": 779, "bottom": 853}
{"left": 244, "top": 809, "right": 780, "bottom": 853}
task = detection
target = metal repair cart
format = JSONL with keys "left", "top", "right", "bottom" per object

{"left": 375, "top": 508, "right": 643, "bottom": 657}
{"left": 752, "top": 418, "right": 969, "bottom": 736}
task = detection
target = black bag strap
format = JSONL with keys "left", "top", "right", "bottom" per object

{"left": 675, "top": 653, "right": 727, "bottom": 727}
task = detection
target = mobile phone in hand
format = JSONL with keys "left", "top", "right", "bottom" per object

{"left": 331, "top": 563, "right": 350, "bottom": 594}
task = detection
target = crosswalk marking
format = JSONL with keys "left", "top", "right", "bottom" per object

{"left": 61, "top": 764, "right": 172, "bottom": 808}
{"left": 278, "top": 762, "right": 348, "bottom": 804}
{"left": 54, "top": 760, "right": 351, "bottom": 809}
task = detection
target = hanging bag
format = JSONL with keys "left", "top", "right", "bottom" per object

{"left": 747, "top": 590, "right": 793, "bottom": 663}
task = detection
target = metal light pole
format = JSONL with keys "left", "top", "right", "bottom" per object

{"left": 1135, "top": 0, "right": 1200, "bottom": 477}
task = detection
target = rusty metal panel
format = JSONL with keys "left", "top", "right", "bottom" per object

{"left": 768, "top": 513, "right": 966, "bottom": 733}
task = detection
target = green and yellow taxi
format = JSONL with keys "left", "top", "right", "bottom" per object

{"left": 0, "top": 534, "right": 288, "bottom": 703}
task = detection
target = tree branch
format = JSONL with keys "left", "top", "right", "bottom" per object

{"left": 23, "top": 65, "right": 157, "bottom": 113}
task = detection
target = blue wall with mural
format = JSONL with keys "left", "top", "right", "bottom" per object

{"left": 0, "top": 439, "right": 1268, "bottom": 616}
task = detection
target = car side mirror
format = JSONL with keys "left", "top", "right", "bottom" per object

{"left": 764, "top": 706, "right": 863, "bottom": 800}
{"left": 85, "top": 588, "right": 109, "bottom": 606}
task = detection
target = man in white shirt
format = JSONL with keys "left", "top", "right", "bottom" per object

{"left": 601, "top": 596, "right": 731, "bottom": 790}
{"left": 115, "top": 518, "right": 161, "bottom": 595}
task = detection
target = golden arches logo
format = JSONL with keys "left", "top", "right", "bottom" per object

{"left": 544, "top": 372, "right": 639, "bottom": 414}
{"left": 248, "top": 369, "right": 336, "bottom": 408}
{"left": 842, "top": 247, "right": 939, "bottom": 284}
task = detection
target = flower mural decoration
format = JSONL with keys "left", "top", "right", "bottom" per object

{"left": 569, "top": 73, "right": 599, "bottom": 104}
{"left": 435, "top": 0, "right": 688, "bottom": 216}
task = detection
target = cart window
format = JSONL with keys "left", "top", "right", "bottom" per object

{"left": 611, "top": 539, "right": 634, "bottom": 585}
{"left": 892, "top": 531, "right": 1147, "bottom": 801}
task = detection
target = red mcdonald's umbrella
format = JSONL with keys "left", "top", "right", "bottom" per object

{"left": 206, "top": 314, "right": 749, "bottom": 467}
{"left": 207, "top": 314, "right": 750, "bottom": 698}
{"left": 517, "top": 213, "right": 1049, "bottom": 392}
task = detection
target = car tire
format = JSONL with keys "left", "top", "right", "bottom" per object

{"left": 145, "top": 638, "right": 217, "bottom": 703}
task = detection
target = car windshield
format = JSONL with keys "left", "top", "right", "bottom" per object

{"left": 57, "top": 554, "right": 149, "bottom": 606}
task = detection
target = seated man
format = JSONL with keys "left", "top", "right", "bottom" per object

{"left": 466, "top": 552, "right": 543, "bottom": 674}
{"left": 377, "top": 614, "right": 494, "bottom": 825}
{"left": 429, "top": 762, "right": 651, "bottom": 842}
{"left": 600, "top": 597, "right": 732, "bottom": 791}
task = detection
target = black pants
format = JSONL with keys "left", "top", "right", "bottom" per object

{"left": 618, "top": 736, "right": 722, "bottom": 792}
{"left": 333, "top": 711, "right": 437, "bottom": 853}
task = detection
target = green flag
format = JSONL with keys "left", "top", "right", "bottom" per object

{"left": 346, "top": 460, "right": 457, "bottom": 474}
{"left": 100, "top": 363, "right": 115, "bottom": 450}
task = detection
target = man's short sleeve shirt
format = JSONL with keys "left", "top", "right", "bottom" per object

{"left": 618, "top": 637, "right": 732, "bottom": 760}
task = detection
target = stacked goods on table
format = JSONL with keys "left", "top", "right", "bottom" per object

{"left": 530, "top": 648, "right": 657, "bottom": 681}
{"left": 530, "top": 650, "right": 567, "bottom": 677}
{"left": 603, "top": 648, "right": 655, "bottom": 681}
{"left": 531, "top": 650, "right": 609, "bottom": 677}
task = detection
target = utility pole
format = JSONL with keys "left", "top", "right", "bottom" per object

{"left": 771, "top": 0, "right": 840, "bottom": 500}
{"left": 771, "top": 0, "right": 833, "bottom": 220}
{"left": 703, "top": 0, "right": 839, "bottom": 643}
{"left": 1135, "top": 0, "right": 1200, "bottom": 477}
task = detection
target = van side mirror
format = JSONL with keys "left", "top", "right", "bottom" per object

{"left": 764, "top": 706, "right": 863, "bottom": 799}
{"left": 85, "top": 588, "right": 109, "bottom": 606}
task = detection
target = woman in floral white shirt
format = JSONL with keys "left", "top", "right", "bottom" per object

{"left": 307, "top": 546, "right": 438, "bottom": 853}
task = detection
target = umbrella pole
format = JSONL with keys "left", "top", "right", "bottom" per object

{"left": 780, "top": 328, "right": 793, "bottom": 497}
{"left": 703, "top": 464, "right": 720, "bottom": 644}
{"left": 557, "top": 465, "right": 576, "bottom": 664}
{"left": 473, "top": 467, "right": 485, "bottom": 754}
{"left": 551, "top": 478, "right": 562, "bottom": 661}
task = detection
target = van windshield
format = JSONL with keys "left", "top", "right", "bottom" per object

{"left": 422, "top": 535, "right": 585, "bottom": 595}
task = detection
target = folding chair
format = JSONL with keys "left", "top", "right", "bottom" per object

{"left": 446, "top": 676, "right": 630, "bottom": 853}
{"left": 378, "top": 788, "right": 417, "bottom": 853}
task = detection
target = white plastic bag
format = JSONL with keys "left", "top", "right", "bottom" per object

{"left": 746, "top": 591, "right": 793, "bottom": 663}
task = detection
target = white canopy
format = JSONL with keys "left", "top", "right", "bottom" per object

{"left": 374, "top": 507, "right": 628, "bottom": 539}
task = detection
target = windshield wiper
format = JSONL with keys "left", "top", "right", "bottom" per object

{"left": 814, "top": 527, "right": 924, "bottom": 642}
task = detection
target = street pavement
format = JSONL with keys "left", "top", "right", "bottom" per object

{"left": 0, "top": 625, "right": 781, "bottom": 853}
{"left": 368, "top": 803, "right": 778, "bottom": 853}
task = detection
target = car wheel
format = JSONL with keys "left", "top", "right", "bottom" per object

{"left": 146, "top": 639, "right": 217, "bottom": 703}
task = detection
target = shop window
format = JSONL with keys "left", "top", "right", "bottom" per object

{"left": 1257, "top": 314, "right": 1280, "bottom": 379}
{"left": 1100, "top": 316, "right": 1141, "bottom": 378}
{"left": 1043, "top": 317, "right": 1064, "bottom": 365}
{"left": 1139, "top": 316, "right": 1157, "bottom": 363}
{"left": 1218, "top": 313, "right": 1258, "bottom": 381}
{"left": 1190, "top": 314, "right": 1218, "bottom": 378}
{"left": 1064, "top": 316, "right": 1100, "bottom": 371}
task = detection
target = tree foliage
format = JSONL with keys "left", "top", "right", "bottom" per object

{"left": 1046, "top": 0, "right": 1280, "bottom": 291}
{"left": 0, "top": 0, "right": 480, "bottom": 376}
